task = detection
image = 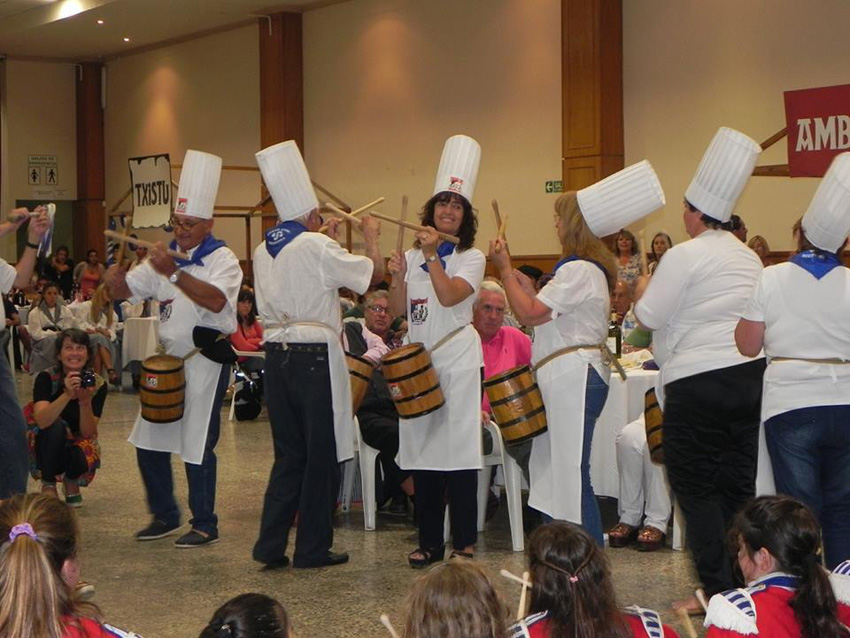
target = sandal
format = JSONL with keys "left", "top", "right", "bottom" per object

{"left": 636, "top": 525, "right": 666, "bottom": 552}
{"left": 449, "top": 550, "right": 473, "bottom": 560}
{"left": 408, "top": 546, "right": 445, "bottom": 569}
{"left": 607, "top": 522, "right": 638, "bottom": 548}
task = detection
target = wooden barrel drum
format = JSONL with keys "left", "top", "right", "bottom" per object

{"left": 140, "top": 354, "right": 186, "bottom": 424}
{"left": 483, "top": 365, "right": 547, "bottom": 446}
{"left": 381, "top": 343, "right": 445, "bottom": 419}
{"left": 644, "top": 388, "right": 664, "bottom": 464}
{"left": 346, "top": 352, "right": 373, "bottom": 413}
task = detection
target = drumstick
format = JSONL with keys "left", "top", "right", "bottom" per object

{"left": 638, "top": 230, "right": 649, "bottom": 276}
{"left": 103, "top": 230, "right": 190, "bottom": 261}
{"left": 369, "top": 211, "right": 460, "bottom": 245}
{"left": 7, "top": 210, "right": 38, "bottom": 223}
{"left": 323, "top": 203, "right": 364, "bottom": 228}
{"left": 500, "top": 569, "right": 533, "bottom": 589}
{"left": 695, "top": 589, "right": 709, "bottom": 612}
{"left": 492, "top": 199, "right": 503, "bottom": 235}
{"left": 380, "top": 614, "right": 400, "bottom": 638}
{"left": 675, "top": 608, "right": 699, "bottom": 638}
{"left": 349, "top": 197, "right": 386, "bottom": 217}
{"left": 396, "top": 195, "right": 408, "bottom": 253}
{"left": 517, "top": 570, "right": 530, "bottom": 621}
{"left": 499, "top": 215, "right": 508, "bottom": 241}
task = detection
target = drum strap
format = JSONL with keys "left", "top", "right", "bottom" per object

{"left": 430, "top": 325, "right": 467, "bottom": 354}
{"left": 770, "top": 356, "right": 850, "bottom": 364}
{"left": 532, "top": 342, "right": 628, "bottom": 381}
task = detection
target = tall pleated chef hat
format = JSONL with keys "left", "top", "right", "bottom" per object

{"left": 255, "top": 140, "right": 319, "bottom": 222}
{"left": 684, "top": 127, "right": 762, "bottom": 223}
{"left": 802, "top": 152, "right": 850, "bottom": 253}
{"left": 433, "top": 134, "right": 481, "bottom": 204}
{"left": 576, "top": 160, "right": 666, "bottom": 238}
{"left": 175, "top": 150, "right": 222, "bottom": 220}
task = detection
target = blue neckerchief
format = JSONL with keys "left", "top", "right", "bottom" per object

{"left": 789, "top": 250, "right": 843, "bottom": 280}
{"left": 264, "top": 221, "right": 308, "bottom": 258}
{"left": 420, "top": 241, "right": 456, "bottom": 272}
{"left": 553, "top": 254, "right": 609, "bottom": 278}
{"left": 170, "top": 234, "right": 227, "bottom": 268}
{"left": 751, "top": 574, "right": 799, "bottom": 591}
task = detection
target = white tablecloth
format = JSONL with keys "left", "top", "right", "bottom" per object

{"left": 122, "top": 317, "right": 160, "bottom": 364}
{"left": 590, "top": 369, "right": 658, "bottom": 498}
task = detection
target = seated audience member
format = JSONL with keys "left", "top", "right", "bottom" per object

{"left": 403, "top": 561, "right": 510, "bottom": 638}
{"left": 30, "top": 329, "right": 107, "bottom": 507}
{"left": 199, "top": 593, "right": 291, "bottom": 638}
{"left": 611, "top": 281, "right": 651, "bottom": 349}
{"left": 40, "top": 245, "right": 75, "bottom": 301}
{"left": 606, "top": 415, "right": 672, "bottom": 552}
{"left": 513, "top": 522, "right": 679, "bottom": 638}
{"left": 73, "top": 250, "right": 105, "bottom": 301}
{"left": 722, "top": 214, "right": 748, "bottom": 242}
{"left": 230, "top": 289, "right": 264, "bottom": 374}
{"left": 78, "top": 284, "right": 120, "bottom": 385}
{"left": 362, "top": 289, "right": 406, "bottom": 348}
{"left": 517, "top": 265, "right": 544, "bottom": 291}
{"left": 648, "top": 232, "right": 673, "bottom": 275}
{"left": 0, "top": 493, "right": 140, "bottom": 637}
{"left": 1, "top": 296, "right": 20, "bottom": 356}
{"left": 28, "top": 281, "right": 76, "bottom": 375}
{"left": 130, "top": 239, "right": 148, "bottom": 268}
{"left": 705, "top": 495, "right": 850, "bottom": 638}
{"left": 747, "top": 235, "right": 770, "bottom": 263}
{"left": 614, "top": 229, "right": 642, "bottom": 290}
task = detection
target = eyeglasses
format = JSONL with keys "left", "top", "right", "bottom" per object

{"left": 168, "top": 216, "right": 205, "bottom": 231}
{"left": 367, "top": 305, "right": 389, "bottom": 315}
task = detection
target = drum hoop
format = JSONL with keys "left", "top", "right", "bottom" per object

{"left": 139, "top": 383, "right": 187, "bottom": 395}
{"left": 381, "top": 344, "right": 425, "bottom": 366}
{"left": 483, "top": 365, "right": 529, "bottom": 387}
{"left": 392, "top": 383, "right": 441, "bottom": 404}
{"left": 142, "top": 414, "right": 183, "bottom": 424}
{"left": 488, "top": 383, "right": 540, "bottom": 407}
{"left": 142, "top": 362, "right": 185, "bottom": 374}
{"left": 384, "top": 363, "right": 434, "bottom": 384}
{"left": 349, "top": 369, "right": 373, "bottom": 382}
{"left": 645, "top": 423, "right": 663, "bottom": 436}
{"left": 496, "top": 404, "right": 546, "bottom": 429}
{"left": 140, "top": 400, "right": 186, "bottom": 410}
{"left": 397, "top": 399, "right": 446, "bottom": 419}
{"left": 502, "top": 425, "right": 549, "bottom": 447}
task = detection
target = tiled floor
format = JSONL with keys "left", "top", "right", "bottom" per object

{"left": 15, "top": 372, "right": 706, "bottom": 637}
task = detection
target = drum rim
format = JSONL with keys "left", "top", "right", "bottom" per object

{"left": 488, "top": 383, "right": 541, "bottom": 407}
{"left": 381, "top": 343, "right": 425, "bottom": 366}
{"left": 139, "top": 383, "right": 187, "bottom": 395}
{"left": 141, "top": 414, "right": 184, "bottom": 424}
{"left": 140, "top": 399, "right": 186, "bottom": 411}
{"left": 397, "top": 399, "right": 446, "bottom": 419}
{"left": 494, "top": 404, "right": 546, "bottom": 429}
{"left": 483, "top": 364, "right": 531, "bottom": 386}
{"left": 501, "top": 425, "right": 549, "bottom": 447}
{"left": 345, "top": 352, "right": 372, "bottom": 365}
{"left": 384, "top": 363, "right": 435, "bottom": 384}
{"left": 141, "top": 362, "right": 185, "bottom": 374}
{"left": 392, "top": 383, "right": 441, "bottom": 404}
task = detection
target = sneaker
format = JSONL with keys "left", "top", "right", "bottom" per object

{"left": 65, "top": 493, "right": 83, "bottom": 508}
{"left": 135, "top": 519, "right": 180, "bottom": 541}
{"left": 75, "top": 581, "right": 96, "bottom": 601}
{"left": 175, "top": 529, "right": 219, "bottom": 548}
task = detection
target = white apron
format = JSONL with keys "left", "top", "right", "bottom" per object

{"left": 528, "top": 324, "right": 609, "bottom": 521}
{"left": 128, "top": 285, "right": 223, "bottom": 465}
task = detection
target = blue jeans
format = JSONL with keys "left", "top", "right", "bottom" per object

{"left": 541, "top": 366, "right": 609, "bottom": 545}
{"left": 765, "top": 405, "right": 850, "bottom": 569}
{"left": 0, "top": 350, "right": 27, "bottom": 499}
{"left": 136, "top": 364, "right": 230, "bottom": 535}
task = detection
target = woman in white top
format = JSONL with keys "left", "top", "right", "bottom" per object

{"left": 490, "top": 192, "right": 616, "bottom": 544}
{"left": 77, "top": 284, "right": 120, "bottom": 385}
{"left": 27, "top": 281, "right": 76, "bottom": 375}
{"left": 387, "top": 191, "right": 485, "bottom": 568}
{"left": 736, "top": 210, "right": 850, "bottom": 569}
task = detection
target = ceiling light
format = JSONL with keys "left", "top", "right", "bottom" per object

{"left": 123, "top": 37, "right": 130, "bottom": 42}
{"left": 96, "top": 19, "right": 104, "bottom": 25}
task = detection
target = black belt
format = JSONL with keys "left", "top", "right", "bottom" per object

{"left": 263, "top": 342, "right": 327, "bottom": 353}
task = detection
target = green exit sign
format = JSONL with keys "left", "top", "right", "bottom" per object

{"left": 545, "top": 180, "right": 564, "bottom": 193}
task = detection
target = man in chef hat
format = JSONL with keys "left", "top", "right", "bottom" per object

{"left": 635, "top": 127, "right": 766, "bottom": 610}
{"left": 251, "top": 140, "right": 384, "bottom": 569}
{"left": 106, "top": 149, "right": 243, "bottom": 548}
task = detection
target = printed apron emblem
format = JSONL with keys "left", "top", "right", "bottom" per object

{"left": 159, "top": 299, "right": 174, "bottom": 323}
{"left": 410, "top": 297, "right": 429, "bottom": 325}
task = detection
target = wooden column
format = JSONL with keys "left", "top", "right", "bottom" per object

{"left": 561, "top": 0, "right": 623, "bottom": 192}
{"left": 74, "top": 62, "right": 105, "bottom": 259}
{"left": 258, "top": 12, "right": 303, "bottom": 233}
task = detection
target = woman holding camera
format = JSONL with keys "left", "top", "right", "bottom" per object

{"left": 32, "top": 328, "right": 106, "bottom": 507}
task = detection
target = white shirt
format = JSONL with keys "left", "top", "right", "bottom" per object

{"left": 254, "top": 232, "right": 373, "bottom": 343}
{"left": 742, "top": 261, "right": 850, "bottom": 420}
{"left": 75, "top": 301, "right": 117, "bottom": 340}
{"left": 636, "top": 229, "right": 763, "bottom": 385}
{"left": 27, "top": 304, "right": 76, "bottom": 339}
{"left": 0, "top": 261, "right": 15, "bottom": 326}
{"left": 404, "top": 247, "right": 485, "bottom": 348}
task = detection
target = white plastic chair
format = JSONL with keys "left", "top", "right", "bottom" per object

{"left": 478, "top": 421, "right": 525, "bottom": 552}
{"left": 349, "top": 419, "right": 380, "bottom": 530}
{"left": 228, "top": 349, "right": 265, "bottom": 422}
{"left": 671, "top": 495, "right": 686, "bottom": 551}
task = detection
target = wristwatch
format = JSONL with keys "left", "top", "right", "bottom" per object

{"left": 425, "top": 254, "right": 438, "bottom": 264}
{"left": 168, "top": 270, "right": 181, "bottom": 284}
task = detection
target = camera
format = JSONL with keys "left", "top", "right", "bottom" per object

{"left": 80, "top": 369, "right": 96, "bottom": 388}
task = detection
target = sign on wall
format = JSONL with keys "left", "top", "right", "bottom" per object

{"left": 785, "top": 84, "right": 850, "bottom": 177}
{"left": 28, "top": 154, "right": 67, "bottom": 199}
{"left": 128, "top": 154, "right": 172, "bottom": 228}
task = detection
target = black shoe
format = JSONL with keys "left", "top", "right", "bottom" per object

{"left": 385, "top": 494, "right": 409, "bottom": 517}
{"left": 260, "top": 556, "right": 291, "bottom": 571}
{"left": 293, "top": 551, "right": 349, "bottom": 569}
{"left": 174, "top": 529, "right": 219, "bottom": 548}
{"left": 135, "top": 519, "right": 180, "bottom": 541}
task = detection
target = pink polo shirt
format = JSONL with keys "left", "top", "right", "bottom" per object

{"left": 480, "top": 326, "right": 532, "bottom": 412}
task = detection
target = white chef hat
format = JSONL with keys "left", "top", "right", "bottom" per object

{"left": 684, "top": 127, "right": 762, "bottom": 223}
{"left": 433, "top": 135, "right": 481, "bottom": 204}
{"left": 255, "top": 140, "right": 319, "bottom": 223}
{"left": 174, "top": 150, "right": 222, "bottom": 220}
{"left": 576, "top": 160, "right": 666, "bottom": 238}
{"left": 802, "top": 152, "right": 850, "bottom": 253}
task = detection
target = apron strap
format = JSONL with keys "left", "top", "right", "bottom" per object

{"left": 532, "top": 342, "right": 628, "bottom": 381}
{"left": 264, "top": 316, "right": 339, "bottom": 349}
{"left": 770, "top": 356, "right": 850, "bottom": 364}
{"left": 430, "top": 325, "right": 467, "bottom": 354}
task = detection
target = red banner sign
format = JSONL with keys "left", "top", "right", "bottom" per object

{"left": 784, "top": 84, "right": 850, "bottom": 177}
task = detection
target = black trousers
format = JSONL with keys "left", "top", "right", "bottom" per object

{"left": 662, "top": 359, "right": 765, "bottom": 596}
{"left": 414, "top": 469, "right": 477, "bottom": 551}
{"left": 36, "top": 420, "right": 87, "bottom": 482}
{"left": 359, "top": 411, "right": 410, "bottom": 499}
{"left": 253, "top": 345, "right": 340, "bottom": 567}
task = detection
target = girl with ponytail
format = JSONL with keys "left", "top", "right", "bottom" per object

{"left": 198, "top": 594, "right": 290, "bottom": 638}
{"left": 0, "top": 493, "right": 138, "bottom": 638}
{"left": 705, "top": 495, "right": 850, "bottom": 638}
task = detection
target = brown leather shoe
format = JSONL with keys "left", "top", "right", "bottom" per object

{"left": 607, "top": 523, "right": 638, "bottom": 548}
{"left": 637, "top": 525, "right": 666, "bottom": 552}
